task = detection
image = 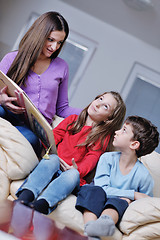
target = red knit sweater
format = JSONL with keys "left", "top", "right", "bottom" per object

{"left": 53, "top": 114, "right": 110, "bottom": 185}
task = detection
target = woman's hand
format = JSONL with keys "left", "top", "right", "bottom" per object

{"left": 0, "top": 86, "right": 25, "bottom": 114}
{"left": 60, "top": 158, "right": 78, "bottom": 171}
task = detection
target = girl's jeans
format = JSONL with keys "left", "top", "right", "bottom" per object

{"left": 0, "top": 105, "right": 41, "bottom": 157}
{"left": 16, "top": 154, "right": 80, "bottom": 214}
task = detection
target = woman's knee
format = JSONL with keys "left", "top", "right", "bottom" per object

{"left": 16, "top": 126, "right": 37, "bottom": 143}
{"left": 0, "top": 106, "right": 6, "bottom": 118}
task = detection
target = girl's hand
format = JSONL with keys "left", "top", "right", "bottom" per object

{"left": 59, "top": 158, "right": 70, "bottom": 171}
{"left": 0, "top": 86, "right": 25, "bottom": 114}
{"left": 134, "top": 192, "right": 150, "bottom": 200}
{"left": 60, "top": 158, "right": 78, "bottom": 171}
{"left": 71, "top": 158, "right": 78, "bottom": 169}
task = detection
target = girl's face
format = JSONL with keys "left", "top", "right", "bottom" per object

{"left": 41, "top": 30, "right": 66, "bottom": 58}
{"left": 87, "top": 93, "right": 117, "bottom": 124}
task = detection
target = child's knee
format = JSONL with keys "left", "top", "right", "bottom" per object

{"left": 42, "top": 154, "right": 60, "bottom": 169}
{"left": 68, "top": 168, "right": 80, "bottom": 184}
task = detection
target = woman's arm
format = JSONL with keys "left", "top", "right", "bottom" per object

{"left": 0, "top": 52, "right": 17, "bottom": 74}
{"left": 55, "top": 62, "right": 81, "bottom": 118}
{"left": 0, "top": 52, "right": 24, "bottom": 113}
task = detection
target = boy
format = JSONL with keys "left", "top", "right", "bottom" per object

{"left": 75, "top": 116, "right": 159, "bottom": 239}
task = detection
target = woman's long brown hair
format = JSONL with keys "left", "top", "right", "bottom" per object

{"left": 67, "top": 91, "right": 126, "bottom": 151}
{"left": 6, "top": 11, "right": 69, "bottom": 86}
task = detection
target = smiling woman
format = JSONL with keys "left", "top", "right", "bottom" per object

{"left": 12, "top": 12, "right": 97, "bottom": 102}
{"left": 0, "top": 11, "right": 81, "bottom": 157}
{"left": 31, "top": 31, "right": 66, "bottom": 75}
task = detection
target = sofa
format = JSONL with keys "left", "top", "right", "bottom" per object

{"left": 0, "top": 116, "right": 160, "bottom": 240}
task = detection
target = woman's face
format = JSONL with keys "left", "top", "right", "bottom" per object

{"left": 41, "top": 30, "right": 66, "bottom": 58}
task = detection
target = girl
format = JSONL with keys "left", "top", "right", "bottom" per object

{"left": 16, "top": 91, "right": 126, "bottom": 215}
{"left": 0, "top": 11, "right": 81, "bottom": 156}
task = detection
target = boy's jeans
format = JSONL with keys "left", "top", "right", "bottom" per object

{"left": 16, "top": 154, "right": 80, "bottom": 213}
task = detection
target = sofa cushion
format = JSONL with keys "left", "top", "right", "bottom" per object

{"left": 140, "top": 151, "right": 160, "bottom": 197}
{"left": 10, "top": 180, "right": 24, "bottom": 199}
{"left": 122, "top": 222, "right": 160, "bottom": 240}
{"left": 119, "top": 197, "right": 160, "bottom": 238}
{"left": 0, "top": 117, "right": 39, "bottom": 180}
{"left": 49, "top": 194, "right": 123, "bottom": 240}
{"left": 0, "top": 169, "right": 10, "bottom": 200}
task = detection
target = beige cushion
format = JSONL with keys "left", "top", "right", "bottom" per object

{"left": 140, "top": 151, "right": 160, "bottom": 197}
{"left": 0, "top": 117, "right": 39, "bottom": 200}
{"left": 0, "top": 117, "right": 39, "bottom": 180}
{"left": 10, "top": 180, "right": 24, "bottom": 199}
{"left": 49, "top": 194, "right": 123, "bottom": 240}
{"left": 0, "top": 169, "right": 10, "bottom": 200}
{"left": 122, "top": 222, "right": 160, "bottom": 240}
{"left": 49, "top": 194, "right": 84, "bottom": 233}
{"left": 119, "top": 197, "right": 160, "bottom": 239}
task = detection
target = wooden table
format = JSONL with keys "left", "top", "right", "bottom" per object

{"left": 0, "top": 200, "right": 88, "bottom": 240}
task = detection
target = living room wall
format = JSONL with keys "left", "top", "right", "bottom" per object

{"left": 0, "top": 0, "right": 160, "bottom": 108}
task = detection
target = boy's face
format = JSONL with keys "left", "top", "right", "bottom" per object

{"left": 113, "top": 123, "right": 135, "bottom": 151}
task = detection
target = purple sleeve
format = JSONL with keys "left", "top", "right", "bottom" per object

{"left": 56, "top": 63, "right": 82, "bottom": 118}
{"left": 0, "top": 52, "right": 17, "bottom": 74}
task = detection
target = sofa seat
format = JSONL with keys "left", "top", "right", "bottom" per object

{"left": 1, "top": 117, "right": 160, "bottom": 240}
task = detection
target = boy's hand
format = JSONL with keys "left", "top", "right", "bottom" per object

{"left": 134, "top": 192, "right": 150, "bottom": 200}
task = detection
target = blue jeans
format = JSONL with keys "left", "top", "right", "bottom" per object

{"left": 16, "top": 154, "right": 80, "bottom": 213}
{"left": 0, "top": 106, "right": 41, "bottom": 157}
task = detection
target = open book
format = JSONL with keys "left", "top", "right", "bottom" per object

{"left": 0, "top": 70, "right": 57, "bottom": 154}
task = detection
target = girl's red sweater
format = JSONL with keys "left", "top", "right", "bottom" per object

{"left": 53, "top": 114, "right": 110, "bottom": 185}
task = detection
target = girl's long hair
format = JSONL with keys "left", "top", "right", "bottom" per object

{"left": 67, "top": 91, "right": 126, "bottom": 151}
{"left": 7, "top": 11, "right": 69, "bottom": 86}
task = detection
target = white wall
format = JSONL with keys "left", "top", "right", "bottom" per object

{"left": 1, "top": 0, "right": 160, "bottom": 108}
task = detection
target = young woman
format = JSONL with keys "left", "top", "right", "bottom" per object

{"left": 16, "top": 91, "right": 126, "bottom": 215}
{"left": 0, "top": 11, "right": 81, "bottom": 156}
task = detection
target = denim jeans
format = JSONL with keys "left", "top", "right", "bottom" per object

{"left": 0, "top": 105, "right": 41, "bottom": 157}
{"left": 16, "top": 154, "right": 80, "bottom": 213}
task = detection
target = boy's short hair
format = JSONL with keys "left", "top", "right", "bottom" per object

{"left": 125, "top": 116, "right": 159, "bottom": 158}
